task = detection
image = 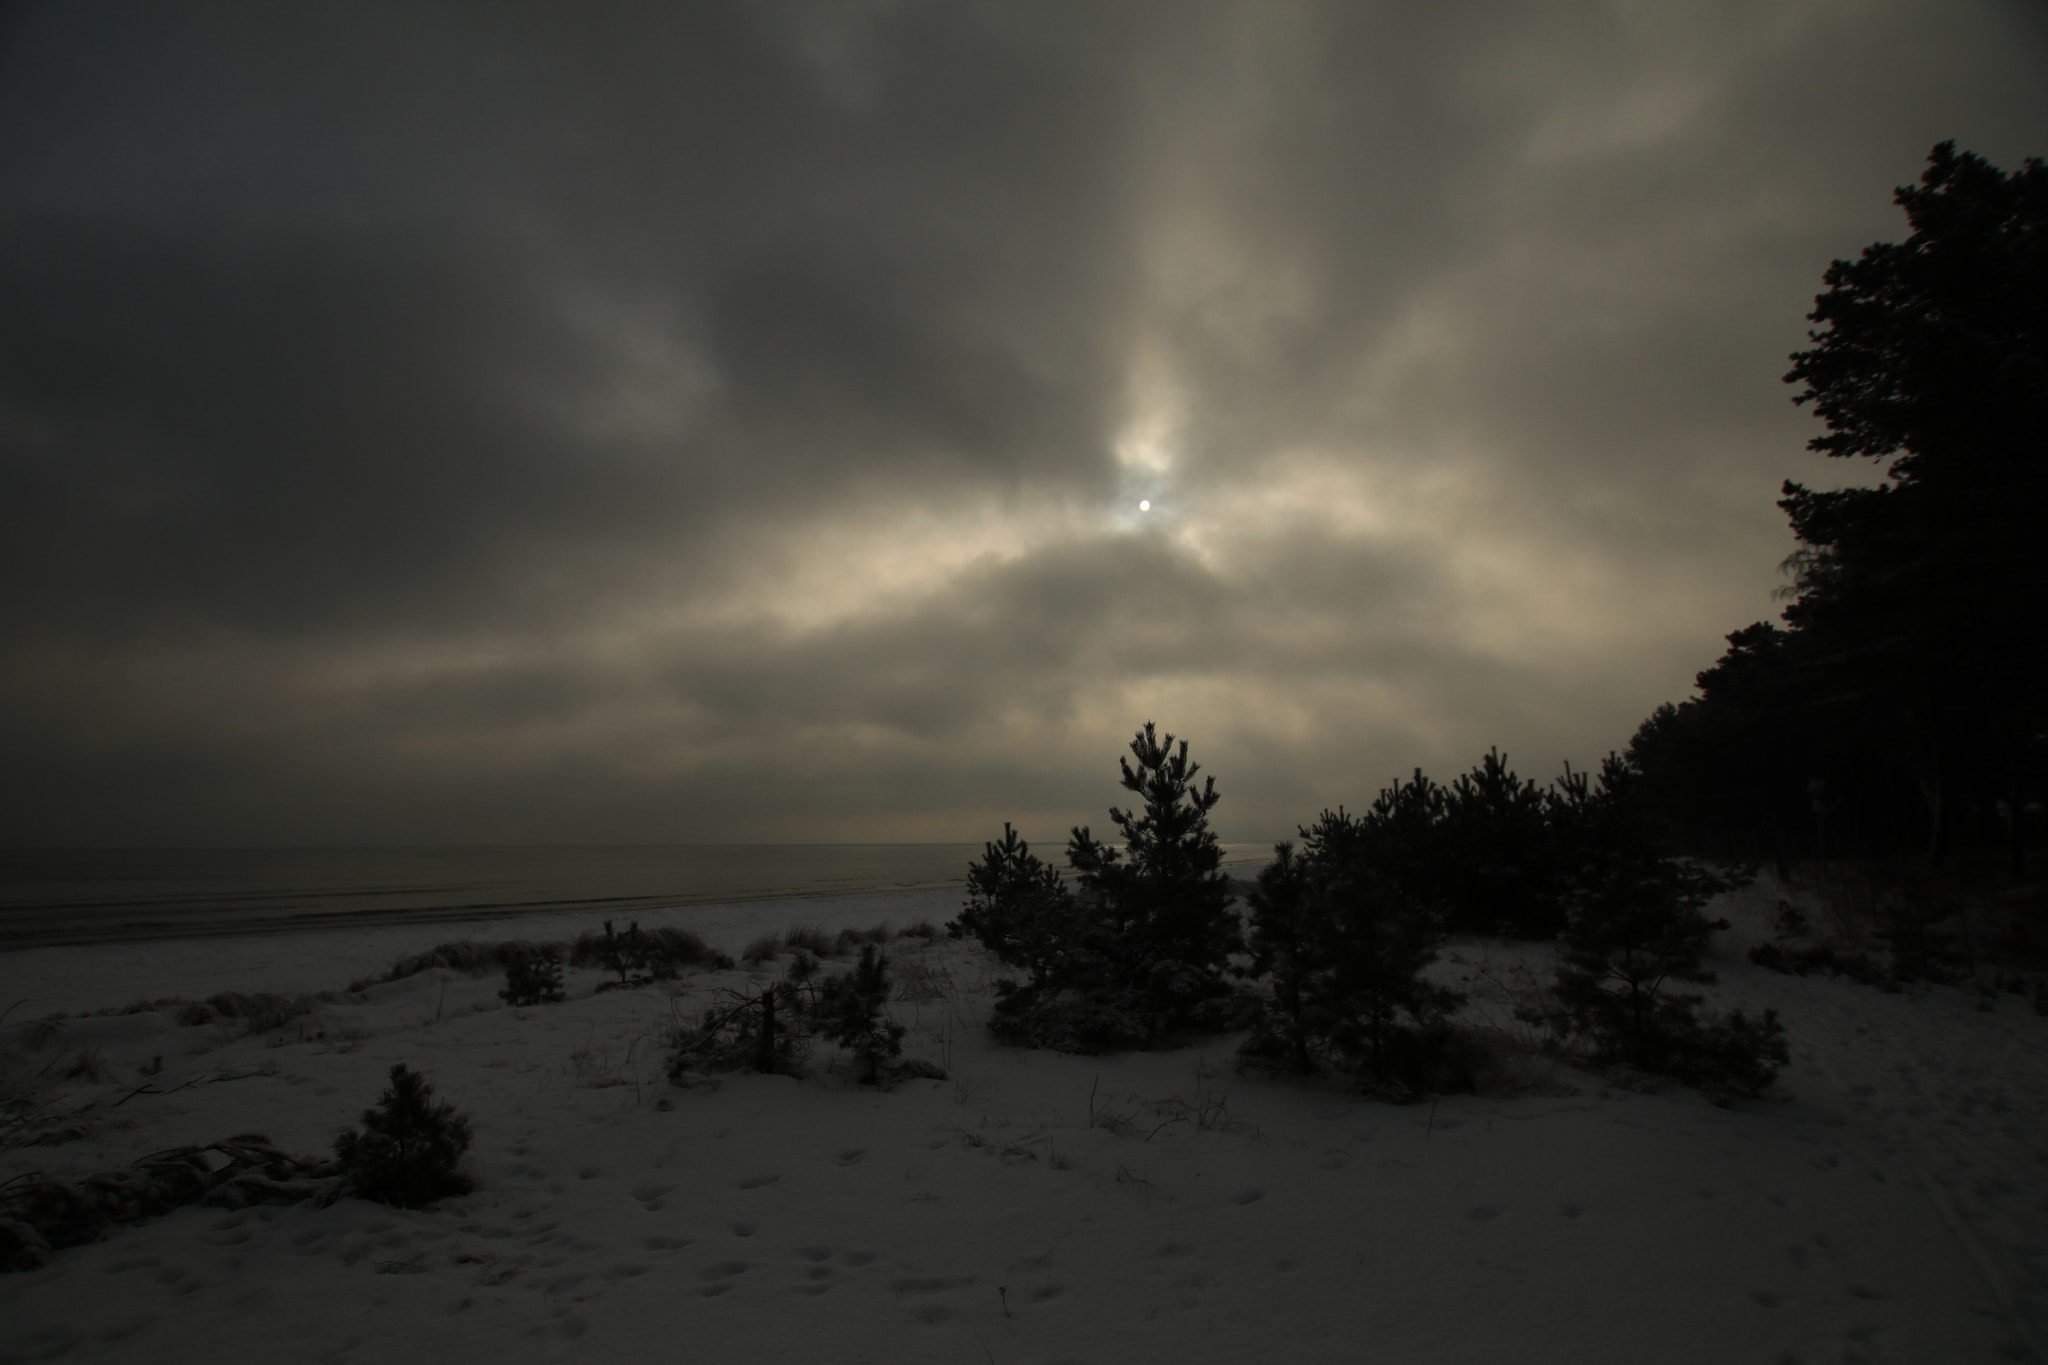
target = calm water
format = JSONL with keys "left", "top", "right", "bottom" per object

{"left": 0, "top": 843, "right": 1271, "bottom": 950}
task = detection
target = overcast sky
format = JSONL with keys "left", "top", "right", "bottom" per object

{"left": 2, "top": 1, "right": 2043, "bottom": 848}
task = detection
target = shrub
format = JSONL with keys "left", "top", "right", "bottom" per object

{"left": 334, "top": 1064, "right": 473, "bottom": 1208}
{"left": 1238, "top": 811, "right": 1465, "bottom": 1096}
{"left": 565, "top": 921, "right": 715, "bottom": 984}
{"left": 986, "top": 985, "right": 1157, "bottom": 1054}
{"left": 176, "top": 991, "right": 321, "bottom": 1033}
{"left": 1548, "top": 823, "right": 1786, "bottom": 1097}
{"left": 499, "top": 946, "right": 565, "bottom": 1006}
{"left": 740, "top": 932, "right": 782, "bottom": 966}
{"left": 815, "top": 945, "right": 906, "bottom": 1084}
{"left": 641, "top": 925, "right": 718, "bottom": 974}
{"left": 378, "top": 940, "right": 539, "bottom": 985}
{"left": 952, "top": 823, "right": 1091, "bottom": 994}
{"left": 666, "top": 983, "right": 810, "bottom": 1079}
{"left": 1236, "top": 843, "right": 1324, "bottom": 1076}
{"left": 783, "top": 925, "right": 836, "bottom": 958}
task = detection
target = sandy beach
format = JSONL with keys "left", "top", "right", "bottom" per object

{"left": 4, "top": 878, "right": 2045, "bottom": 1364}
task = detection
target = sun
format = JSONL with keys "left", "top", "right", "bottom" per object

{"left": 1138, "top": 499, "right": 1151, "bottom": 512}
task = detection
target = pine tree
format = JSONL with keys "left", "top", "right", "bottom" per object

{"left": 334, "top": 1064, "right": 473, "bottom": 1208}
{"left": 1440, "top": 748, "right": 1556, "bottom": 936}
{"left": 1297, "top": 808, "right": 1463, "bottom": 1090}
{"left": 1240, "top": 810, "right": 1466, "bottom": 1093}
{"left": 1358, "top": 768, "right": 1450, "bottom": 911}
{"left": 499, "top": 945, "right": 565, "bottom": 1006}
{"left": 816, "top": 945, "right": 905, "bottom": 1085}
{"left": 1238, "top": 842, "right": 1325, "bottom": 1075}
{"left": 1068, "top": 722, "right": 1242, "bottom": 1023}
{"left": 952, "top": 823, "right": 1087, "bottom": 991}
{"left": 1549, "top": 758, "right": 1787, "bottom": 1095}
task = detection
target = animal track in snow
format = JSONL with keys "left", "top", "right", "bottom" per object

{"left": 892, "top": 1277, "right": 974, "bottom": 1295}
{"left": 737, "top": 1173, "right": 782, "bottom": 1189}
{"left": 698, "top": 1259, "right": 751, "bottom": 1295}
{"left": 1231, "top": 1188, "right": 1265, "bottom": 1205}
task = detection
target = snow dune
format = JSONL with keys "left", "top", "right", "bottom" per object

{"left": 2, "top": 878, "right": 2043, "bottom": 1363}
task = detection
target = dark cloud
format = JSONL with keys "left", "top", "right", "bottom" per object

{"left": 2, "top": 0, "right": 2044, "bottom": 844}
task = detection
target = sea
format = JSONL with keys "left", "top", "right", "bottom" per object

{"left": 0, "top": 843, "right": 1273, "bottom": 951}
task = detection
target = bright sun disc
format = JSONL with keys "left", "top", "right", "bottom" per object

{"left": 1138, "top": 499, "right": 1151, "bottom": 512}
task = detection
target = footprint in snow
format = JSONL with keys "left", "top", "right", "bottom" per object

{"left": 699, "top": 1260, "right": 751, "bottom": 1282}
{"left": 892, "top": 1277, "right": 973, "bottom": 1295}
{"left": 1231, "top": 1188, "right": 1265, "bottom": 1206}
{"left": 738, "top": 1173, "right": 782, "bottom": 1190}
{"left": 835, "top": 1148, "right": 866, "bottom": 1165}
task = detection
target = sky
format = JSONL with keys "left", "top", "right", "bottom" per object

{"left": 2, "top": 1, "right": 2044, "bottom": 849}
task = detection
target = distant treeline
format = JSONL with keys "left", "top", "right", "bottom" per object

{"left": 1626, "top": 143, "right": 2045, "bottom": 875}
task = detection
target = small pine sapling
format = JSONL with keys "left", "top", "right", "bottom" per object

{"left": 1549, "top": 761, "right": 1786, "bottom": 1096}
{"left": 500, "top": 945, "right": 565, "bottom": 1006}
{"left": 666, "top": 980, "right": 812, "bottom": 1080}
{"left": 816, "top": 945, "right": 906, "bottom": 1085}
{"left": 1299, "top": 808, "right": 1464, "bottom": 1093}
{"left": 1239, "top": 810, "right": 1466, "bottom": 1095}
{"left": 1317, "top": 865, "right": 1464, "bottom": 1093}
{"left": 334, "top": 1063, "right": 474, "bottom": 1208}
{"left": 1067, "top": 722, "right": 1243, "bottom": 1026}
{"left": 1237, "top": 842, "right": 1325, "bottom": 1076}
{"left": 595, "top": 919, "right": 653, "bottom": 990}
{"left": 952, "top": 823, "right": 1085, "bottom": 991}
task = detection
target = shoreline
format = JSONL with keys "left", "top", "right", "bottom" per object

{"left": 0, "top": 880, "right": 970, "bottom": 955}
{"left": 0, "top": 886, "right": 964, "bottom": 1020}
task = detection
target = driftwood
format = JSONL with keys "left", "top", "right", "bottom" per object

{"left": 0, "top": 1134, "right": 342, "bottom": 1272}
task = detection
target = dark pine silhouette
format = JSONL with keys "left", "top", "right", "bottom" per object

{"left": 334, "top": 1064, "right": 474, "bottom": 1209}
{"left": 1632, "top": 143, "right": 2047, "bottom": 874}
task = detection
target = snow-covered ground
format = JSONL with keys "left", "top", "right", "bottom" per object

{"left": 3, "top": 876, "right": 2044, "bottom": 1364}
